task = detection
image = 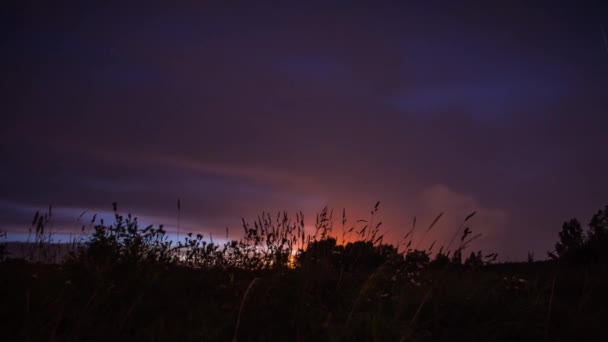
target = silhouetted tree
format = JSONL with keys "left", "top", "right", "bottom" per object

{"left": 587, "top": 206, "right": 608, "bottom": 261}
{"left": 554, "top": 218, "right": 584, "bottom": 259}
{"left": 341, "top": 241, "right": 396, "bottom": 270}
{"left": 588, "top": 206, "right": 608, "bottom": 242}
{"left": 298, "top": 237, "right": 340, "bottom": 268}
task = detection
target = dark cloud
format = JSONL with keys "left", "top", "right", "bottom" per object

{"left": 2, "top": 0, "right": 608, "bottom": 259}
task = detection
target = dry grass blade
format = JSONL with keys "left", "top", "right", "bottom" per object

{"left": 545, "top": 270, "right": 559, "bottom": 342}
{"left": 461, "top": 233, "right": 482, "bottom": 249}
{"left": 343, "top": 264, "right": 385, "bottom": 334}
{"left": 233, "top": 277, "right": 259, "bottom": 342}
{"left": 427, "top": 212, "right": 443, "bottom": 232}
{"left": 415, "top": 212, "right": 443, "bottom": 249}
{"left": 446, "top": 211, "right": 477, "bottom": 252}
{"left": 464, "top": 211, "right": 476, "bottom": 222}
{"left": 400, "top": 289, "right": 433, "bottom": 342}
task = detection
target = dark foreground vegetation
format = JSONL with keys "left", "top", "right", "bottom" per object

{"left": 1, "top": 204, "right": 608, "bottom": 341}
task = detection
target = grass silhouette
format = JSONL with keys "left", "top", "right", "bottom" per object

{"left": 1, "top": 203, "right": 607, "bottom": 341}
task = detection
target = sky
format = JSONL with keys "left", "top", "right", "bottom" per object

{"left": 2, "top": 0, "right": 608, "bottom": 260}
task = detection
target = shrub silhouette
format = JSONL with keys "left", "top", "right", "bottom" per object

{"left": 299, "top": 238, "right": 399, "bottom": 271}
{"left": 551, "top": 205, "right": 608, "bottom": 264}
{"left": 430, "top": 251, "right": 450, "bottom": 268}
{"left": 464, "top": 250, "right": 483, "bottom": 268}
{"left": 70, "top": 204, "right": 173, "bottom": 267}
{"left": 404, "top": 249, "right": 430, "bottom": 269}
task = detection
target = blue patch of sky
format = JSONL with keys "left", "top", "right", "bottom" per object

{"left": 390, "top": 37, "right": 571, "bottom": 120}
{"left": 389, "top": 76, "right": 568, "bottom": 119}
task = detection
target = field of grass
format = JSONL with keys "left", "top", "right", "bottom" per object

{"left": 1, "top": 204, "right": 607, "bottom": 341}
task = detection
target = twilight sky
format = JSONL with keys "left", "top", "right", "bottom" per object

{"left": 2, "top": 1, "right": 608, "bottom": 259}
